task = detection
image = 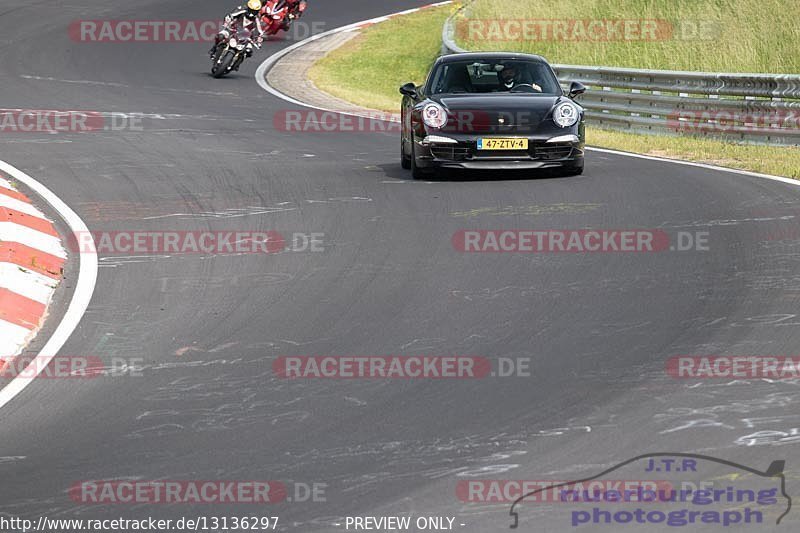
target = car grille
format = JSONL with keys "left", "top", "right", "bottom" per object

{"left": 533, "top": 142, "right": 574, "bottom": 160}
{"left": 430, "top": 145, "right": 471, "bottom": 161}
{"left": 429, "top": 141, "right": 574, "bottom": 161}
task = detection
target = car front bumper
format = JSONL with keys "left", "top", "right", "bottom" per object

{"left": 413, "top": 132, "right": 584, "bottom": 171}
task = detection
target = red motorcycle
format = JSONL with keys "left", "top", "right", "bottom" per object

{"left": 259, "top": 0, "right": 290, "bottom": 36}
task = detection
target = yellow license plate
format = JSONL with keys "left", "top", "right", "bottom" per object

{"left": 477, "top": 138, "right": 528, "bottom": 150}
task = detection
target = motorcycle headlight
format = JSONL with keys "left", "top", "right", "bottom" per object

{"left": 553, "top": 101, "right": 580, "bottom": 128}
{"left": 422, "top": 103, "right": 448, "bottom": 129}
{"left": 230, "top": 38, "right": 238, "bottom": 47}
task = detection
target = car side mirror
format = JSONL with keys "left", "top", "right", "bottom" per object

{"left": 568, "top": 81, "right": 586, "bottom": 99}
{"left": 400, "top": 82, "right": 418, "bottom": 99}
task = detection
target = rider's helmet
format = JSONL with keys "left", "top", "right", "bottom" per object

{"left": 246, "top": 0, "right": 263, "bottom": 19}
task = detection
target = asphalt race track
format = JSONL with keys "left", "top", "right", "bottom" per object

{"left": 1, "top": 1, "right": 800, "bottom": 531}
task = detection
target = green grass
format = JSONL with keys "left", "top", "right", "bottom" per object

{"left": 589, "top": 129, "right": 800, "bottom": 178}
{"left": 308, "top": 4, "right": 456, "bottom": 113}
{"left": 308, "top": 2, "right": 799, "bottom": 178}
{"left": 458, "top": 0, "right": 800, "bottom": 73}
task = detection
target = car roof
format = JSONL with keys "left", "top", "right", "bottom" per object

{"left": 437, "top": 52, "right": 550, "bottom": 64}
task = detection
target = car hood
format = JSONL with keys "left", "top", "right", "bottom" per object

{"left": 433, "top": 94, "right": 564, "bottom": 112}
{"left": 425, "top": 94, "right": 574, "bottom": 134}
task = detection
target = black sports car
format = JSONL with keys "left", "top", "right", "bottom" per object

{"left": 400, "top": 52, "right": 586, "bottom": 179}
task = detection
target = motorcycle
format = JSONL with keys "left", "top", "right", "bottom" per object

{"left": 210, "top": 28, "right": 255, "bottom": 78}
{"left": 260, "top": 0, "right": 290, "bottom": 36}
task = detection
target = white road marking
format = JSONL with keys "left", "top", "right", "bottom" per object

{"left": 586, "top": 146, "right": 800, "bottom": 186}
{"left": 0, "top": 160, "right": 97, "bottom": 411}
{"left": 20, "top": 75, "right": 239, "bottom": 97}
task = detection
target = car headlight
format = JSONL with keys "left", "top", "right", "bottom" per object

{"left": 422, "top": 103, "right": 448, "bottom": 129}
{"left": 553, "top": 101, "right": 579, "bottom": 128}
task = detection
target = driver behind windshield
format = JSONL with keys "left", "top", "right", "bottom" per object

{"left": 498, "top": 64, "right": 542, "bottom": 92}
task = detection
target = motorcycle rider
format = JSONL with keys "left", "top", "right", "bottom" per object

{"left": 209, "top": 0, "right": 267, "bottom": 59}
{"left": 279, "top": 0, "right": 308, "bottom": 31}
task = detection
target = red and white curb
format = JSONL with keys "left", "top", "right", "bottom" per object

{"left": 0, "top": 161, "right": 97, "bottom": 410}
{"left": 0, "top": 174, "right": 65, "bottom": 370}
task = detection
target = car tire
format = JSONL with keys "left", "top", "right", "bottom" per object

{"left": 561, "top": 162, "right": 584, "bottom": 177}
{"left": 401, "top": 136, "right": 411, "bottom": 170}
{"left": 410, "top": 139, "right": 428, "bottom": 180}
{"left": 565, "top": 166, "right": 584, "bottom": 176}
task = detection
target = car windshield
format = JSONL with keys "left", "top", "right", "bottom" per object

{"left": 428, "top": 59, "right": 562, "bottom": 95}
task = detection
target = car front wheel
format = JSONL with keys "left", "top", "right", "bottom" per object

{"left": 401, "top": 135, "right": 411, "bottom": 170}
{"left": 562, "top": 161, "right": 584, "bottom": 176}
{"left": 410, "top": 138, "right": 428, "bottom": 180}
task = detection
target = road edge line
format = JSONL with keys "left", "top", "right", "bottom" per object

{"left": 0, "top": 161, "right": 97, "bottom": 411}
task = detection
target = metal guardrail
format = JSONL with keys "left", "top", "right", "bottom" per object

{"left": 441, "top": 10, "right": 800, "bottom": 145}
